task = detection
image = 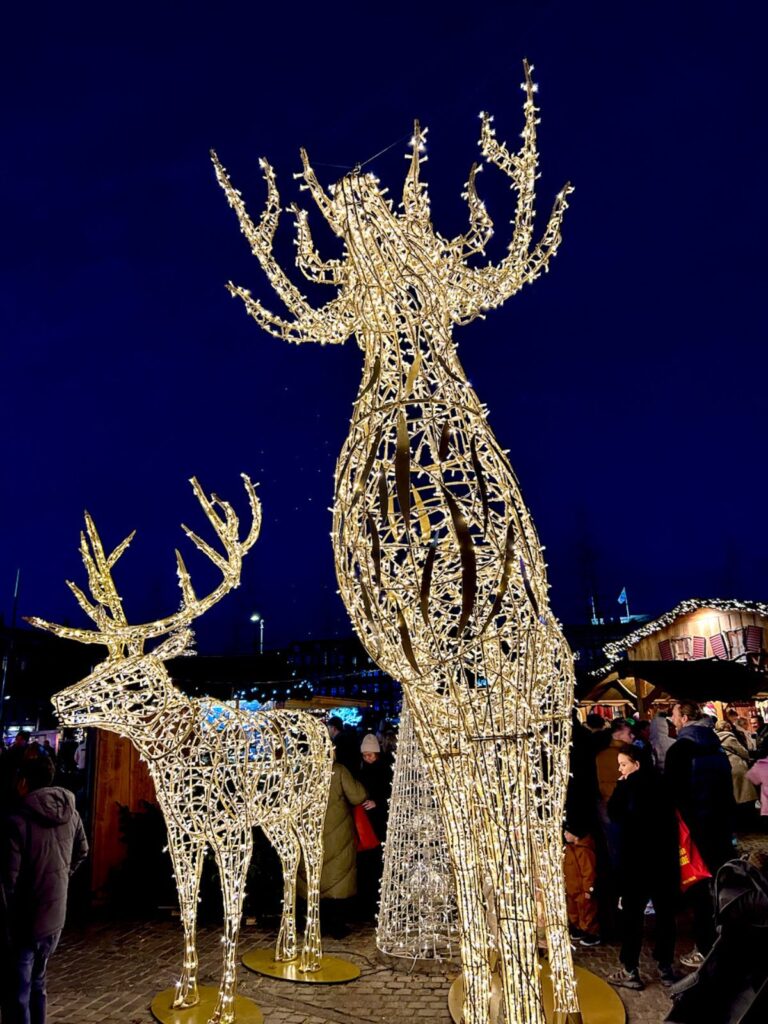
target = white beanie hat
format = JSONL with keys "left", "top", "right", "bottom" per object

{"left": 361, "top": 733, "right": 380, "bottom": 753}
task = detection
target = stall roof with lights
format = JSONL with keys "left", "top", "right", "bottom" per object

{"left": 582, "top": 599, "right": 768, "bottom": 713}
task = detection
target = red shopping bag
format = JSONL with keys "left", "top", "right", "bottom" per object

{"left": 353, "top": 804, "right": 379, "bottom": 852}
{"left": 677, "top": 811, "right": 712, "bottom": 892}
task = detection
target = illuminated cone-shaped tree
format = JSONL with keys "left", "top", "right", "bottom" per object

{"left": 215, "top": 61, "right": 580, "bottom": 1024}
{"left": 376, "top": 700, "right": 458, "bottom": 961}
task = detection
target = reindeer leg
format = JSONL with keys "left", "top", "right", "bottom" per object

{"left": 431, "top": 758, "right": 493, "bottom": 1024}
{"left": 167, "top": 824, "right": 204, "bottom": 1009}
{"left": 530, "top": 721, "right": 581, "bottom": 1024}
{"left": 477, "top": 744, "right": 546, "bottom": 1024}
{"left": 294, "top": 799, "right": 327, "bottom": 972}
{"left": 262, "top": 823, "right": 300, "bottom": 962}
{"left": 209, "top": 830, "right": 253, "bottom": 1024}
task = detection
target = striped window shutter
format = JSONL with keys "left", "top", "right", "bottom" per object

{"left": 658, "top": 638, "right": 673, "bottom": 661}
{"left": 745, "top": 625, "right": 763, "bottom": 653}
{"left": 710, "top": 633, "right": 728, "bottom": 660}
{"left": 692, "top": 636, "right": 707, "bottom": 659}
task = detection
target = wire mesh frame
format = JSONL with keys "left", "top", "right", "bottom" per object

{"left": 29, "top": 479, "right": 334, "bottom": 1024}
{"left": 376, "top": 699, "right": 459, "bottom": 961}
{"left": 216, "top": 62, "right": 580, "bottom": 1024}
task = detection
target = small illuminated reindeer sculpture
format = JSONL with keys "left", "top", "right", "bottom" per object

{"left": 214, "top": 63, "right": 579, "bottom": 1024}
{"left": 29, "top": 477, "right": 333, "bottom": 1024}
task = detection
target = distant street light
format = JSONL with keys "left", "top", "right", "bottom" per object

{"left": 250, "top": 612, "right": 265, "bottom": 655}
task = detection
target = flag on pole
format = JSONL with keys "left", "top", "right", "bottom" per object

{"left": 617, "top": 587, "right": 627, "bottom": 606}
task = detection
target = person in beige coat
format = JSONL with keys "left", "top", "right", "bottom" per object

{"left": 715, "top": 720, "right": 757, "bottom": 827}
{"left": 299, "top": 759, "right": 369, "bottom": 937}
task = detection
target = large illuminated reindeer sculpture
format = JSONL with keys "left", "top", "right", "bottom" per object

{"left": 214, "top": 63, "right": 579, "bottom": 1024}
{"left": 29, "top": 477, "right": 333, "bottom": 1024}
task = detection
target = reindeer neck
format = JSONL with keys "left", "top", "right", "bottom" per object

{"left": 353, "top": 322, "right": 479, "bottom": 418}
{"left": 130, "top": 688, "right": 195, "bottom": 762}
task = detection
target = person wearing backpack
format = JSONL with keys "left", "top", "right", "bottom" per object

{"left": 665, "top": 701, "right": 735, "bottom": 964}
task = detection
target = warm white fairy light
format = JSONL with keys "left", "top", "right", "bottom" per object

{"left": 216, "top": 60, "right": 580, "bottom": 1024}
{"left": 29, "top": 477, "right": 333, "bottom": 1024}
{"left": 376, "top": 699, "right": 459, "bottom": 961}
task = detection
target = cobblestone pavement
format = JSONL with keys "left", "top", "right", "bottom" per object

{"left": 47, "top": 916, "right": 675, "bottom": 1024}
{"left": 47, "top": 834, "right": 767, "bottom": 1024}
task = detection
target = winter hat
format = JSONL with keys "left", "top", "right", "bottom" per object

{"left": 361, "top": 733, "right": 380, "bottom": 754}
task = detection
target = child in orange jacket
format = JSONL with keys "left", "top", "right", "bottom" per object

{"left": 563, "top": 830, "right": 600, "bottom": 945}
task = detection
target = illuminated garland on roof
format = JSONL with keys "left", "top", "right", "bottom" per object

{"left": 217, "top": 60, "right": 580, "bottom": 1024}
{"left": 602, "top": 598, "right": 768, "bottom": 665}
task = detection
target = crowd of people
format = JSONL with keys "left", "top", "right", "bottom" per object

{"left": 565, "top": 700, "right": 768, "bottom": 1019}
{"left": 3, "top": 701, "right": 768, "bottom": 1022}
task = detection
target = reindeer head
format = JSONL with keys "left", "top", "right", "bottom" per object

{"left": 212, "top": 61, "right": 572, "bottom": 349}
{"left": 28, "top": 476, "right": 261, "bottom": 739}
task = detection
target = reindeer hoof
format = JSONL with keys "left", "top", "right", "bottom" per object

{"left": 172, "top": 992, "right": 200, "bottom": 1010}
{"left": 275, "top": 947, "right": 298, "bottom": 963}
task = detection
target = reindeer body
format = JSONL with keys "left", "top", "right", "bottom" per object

{"left": 216, "top": 63, "right": 580, "bottom": 1024}
{"left": 55, "top": 668, "right": 332, "bottom": 1022}
{"left": 332, "top": 260, "right": 577, "bottom": 1024}
{"left": 33, "top": 477, "right": 334, "bottom": 1024}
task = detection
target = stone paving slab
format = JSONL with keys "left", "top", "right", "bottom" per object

{"left": 46, "top": 916, "right": 680, "bottom": 1024}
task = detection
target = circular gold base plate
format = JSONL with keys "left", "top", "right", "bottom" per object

{"left": 241, "top": 948, "right": 361, "bottom": 983}
{"left": 448, "top": 963, "right": 625, "bottom": 1024}
{"left": 151, "top": 985, "right": 264, "bottom": 1024}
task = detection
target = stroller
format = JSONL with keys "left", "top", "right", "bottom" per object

{"left": 666, "top": 852, "right": 768, "bottom": 1024}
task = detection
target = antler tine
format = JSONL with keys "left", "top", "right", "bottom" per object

{"left": 449, "top": 161, "right": 493, "bottom": 258}
{"left": 402, "top": 119, "right": 430, "bottom": 225}
{"left": 290, "top": 202, "right": 345, "bottom": 285}
{"left": 24, "top": 613, "right": 108, "bottom": 646}
{"left": 226, "top": 281, "right": 357, "bottom": 346}
{"left": 66, "top": 579, "right": 99, "bottom": 620}
{"left": 297, "top": 147, "right": 336, "bottom": 226}
{"left": 138, "top": 474, "right": 263, "bottom": 641}
{"left": 79, "top": 514, "right": 133, "bottom": 626}
{"left": 476, "top": 60, "right": 540, "bottom": 260}
{"left": 239, "top": 473, "right": 263, "bottom": 552}
{"left": 211, "top": 148, "right": 314, "bottom": 320}
{"left": 452, "top": 60, "right": 571, "bottom": 319}
{"left": 25, "top": 512, "right": 138, "bottom": 652}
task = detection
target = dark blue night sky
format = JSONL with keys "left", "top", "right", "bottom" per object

{"left": 3, "top": 1, "right": 766, "bottom": 653}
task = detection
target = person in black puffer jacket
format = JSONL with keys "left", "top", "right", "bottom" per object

{"left": 607, "top": 743, "right": 680, "bottom": 991}
{"left": 2, "top": 754, "right": 88, "bottom": 1024}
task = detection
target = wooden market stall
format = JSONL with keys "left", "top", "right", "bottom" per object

{"left": 583, "top": 599, "right": 768, "bottom": 718}
{"left": 89, "top": 731, "right": 156, "bottom": 902}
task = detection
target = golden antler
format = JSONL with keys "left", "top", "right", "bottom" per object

{"left": 213, "top": 150, "right": 356, "bottom": 344}
{"left": 452, "top": 61, "right": 573, "bottom": 320}
{"left": 27, "top": 475, "right": 261, "bottom": 652}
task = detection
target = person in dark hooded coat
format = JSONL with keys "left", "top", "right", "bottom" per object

{"left": 666, "top": 851, "right": 768, "bottom": 1024}
{"left": 2, "top": 754, "right": 88, "bottom": 1024}
{"left": 665, "top": 701, "right": 735, "bottom": 960}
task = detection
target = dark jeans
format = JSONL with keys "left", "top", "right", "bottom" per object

{"left": 688, "top": 878, "right": 716, "bottom": 955}
{"left": 620, "top": 878, "right": 676, "bottom": 972}
{"left": 8, "top": 931, "right": 60, "bottom": 1024}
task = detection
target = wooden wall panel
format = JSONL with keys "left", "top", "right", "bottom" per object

{"left": 90, "top": 731, "right": 156, "bottom": 900}
{"left": 628, "top": 609, "right": 768, "bottom": 662}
